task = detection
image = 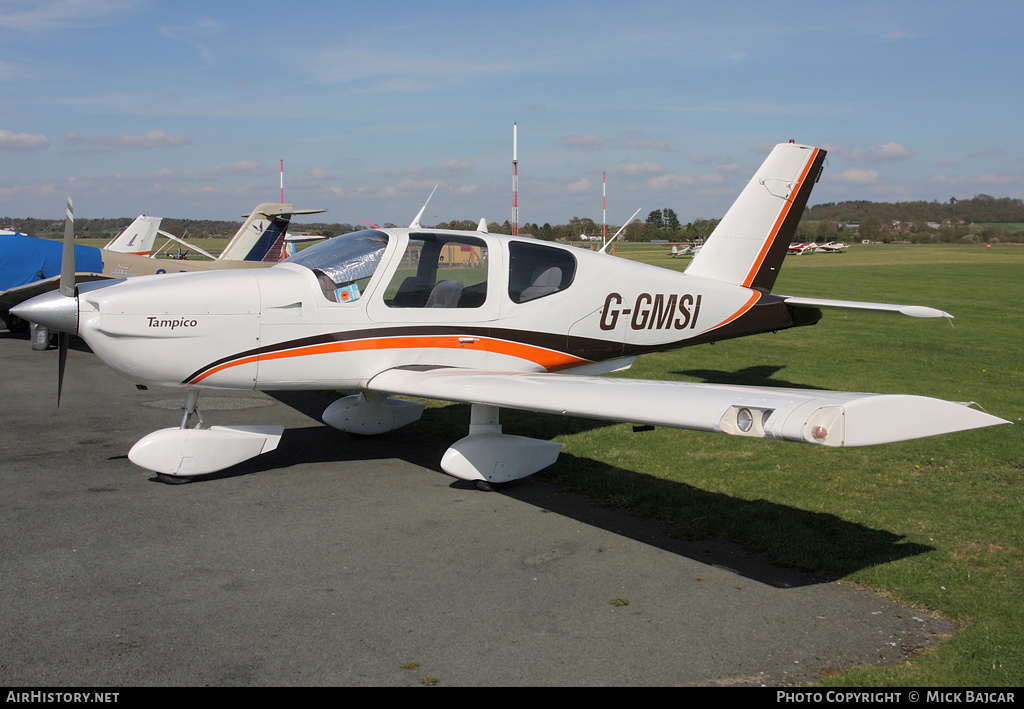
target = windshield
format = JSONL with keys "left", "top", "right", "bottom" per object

{"left": 284, "top": 229, "right": 389, "bottom": 302}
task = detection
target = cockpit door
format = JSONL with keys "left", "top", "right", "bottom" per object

{"left": 366, "top": 231, "right": 502, "bottom": 324}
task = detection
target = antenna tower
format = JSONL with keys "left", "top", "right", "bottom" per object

{"left": 512, "top": 123, "right": 519, "bottom": 236}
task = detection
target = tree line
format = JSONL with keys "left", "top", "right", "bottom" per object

{"left": 0, "top": 216, "right": 364, "bottom": 241}
{"left": 6, "top": 193, "right": 1024, "bottom": 244}
{"left": 804, "top": 194, "right": 1024, "bottom": 226}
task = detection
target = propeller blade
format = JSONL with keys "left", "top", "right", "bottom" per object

{"left": 60, "top": 196, "right": 75, "bottom": 297}
{"left": 58, "top": 196, "right": 75, "bottom": 405}
{"left": 57, "top": 331, "right": 69, "bottom": 407}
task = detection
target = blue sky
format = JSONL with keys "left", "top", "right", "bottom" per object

{"left": 2, "top": 0, "right": 1023, "bottom": 228}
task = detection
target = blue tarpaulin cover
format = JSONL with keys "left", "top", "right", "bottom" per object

{"left": 0, "top": 232, "right": 103, "bottom": 291}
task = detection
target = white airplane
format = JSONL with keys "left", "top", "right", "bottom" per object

{"left": 787, "top": 242, "right": 819, "bottom": 255}
{"left": 817, "top": 241, "right": 849, "bottom": 253}
{"left": 282, "top": 232, "right": 327, "bottom": 259}
{"left": 103, "top": 215, "right": 162, "bottom": 256}
{"left": 13, "top": 142, "right": 1008, "bottom": 487}
{"left": 670, "top": 244, "right": 700, "bottom": 257}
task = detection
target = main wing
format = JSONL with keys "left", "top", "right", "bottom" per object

{"left": 367, "top": 367, "right": 1008, "bottom": 448}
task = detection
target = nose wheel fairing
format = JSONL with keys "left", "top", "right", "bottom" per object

{"left": 128, "top": 388, "right": 282, "bottom": 482}
{"left": 128, "top": 425, "right": 284, "bottom": 480}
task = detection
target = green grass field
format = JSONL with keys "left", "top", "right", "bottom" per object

{"left": 425, "top": 242, "right": 1024, "bottom": 686}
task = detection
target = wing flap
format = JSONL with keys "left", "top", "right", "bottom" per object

{"left": 367, "top": 368, "right": 1008, "bottom": 447}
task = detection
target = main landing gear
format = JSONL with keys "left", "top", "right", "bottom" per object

{"left": 322, "top": 395, "right": 562, "bottom": 490}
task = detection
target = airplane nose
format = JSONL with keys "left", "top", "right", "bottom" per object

{"left": 10, "top": 290, "right": 79, "bottom": 335}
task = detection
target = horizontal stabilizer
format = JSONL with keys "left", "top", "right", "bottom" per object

{"left": 241, "top": 206, "right": 328, "bottom": 218}
{"left": 221, "top": 203, "right": 327, "bottom": 263}
{"left": 367, "top": 368, "right": 1008, "bottom": 447}
{"left": 782, "top": 296, "right": 953, "bottom": 319}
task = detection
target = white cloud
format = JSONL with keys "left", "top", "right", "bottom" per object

{"left": 566, "top": 178, "right": 592, "bottom": 194}
{"left": 974, "top": 174, "right": 1024, "bottom": 187}
{"left": 822, "top": 141, "right": 916, "bottom": 163}
{"left": 558, "top": 134, "right": 612, "bottom": 150}
{"left": 924, "top": 174, "right": 964, "bottom": 187}
{"left": 194, "top": 161, "right": 267, "bottom": 177}
{"left": 862, "top": 142, "right": 917, "bottom": 162}
{"left": 833, "top": 168, "right": 880, "bottom": 184}
{"left": 0, "top": 129, "right": 48, "bottom": 151}
{"left": 0, "top": 0, "right": 139, "bottom": 33}
{"left": 647, "top": 174, "right": 697, "bottom": 190}
{"left": 159, "top": 17, "right": 223, "bottom": 63}
{"left": 559, "top": 131, "right": 675, "bottom": 153}
{"left": 300, "top": 41, "right": 541, "bottom": 95}
{"left": 611, "top": 162, "right": 666, "bottom": 177}
{"left": 619, "top": 137, "right": 672, "bottom": 152}
{"left": 437, "top": 158, "right": 475, "bottom": 177}
{"left": 65, "top": 130, "right": 192, "bottom": 148}
{"left": 0, "top": 61, "right": 24, "bottom": 81}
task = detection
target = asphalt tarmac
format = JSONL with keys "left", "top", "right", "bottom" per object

{"left": 0, "top": 331, "right": 956, "bottom": 687}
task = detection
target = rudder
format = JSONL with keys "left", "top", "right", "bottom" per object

{"left": 105, "top": 215, "right": 162, "bottom": 256}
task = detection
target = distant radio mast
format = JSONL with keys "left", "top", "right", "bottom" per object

{"left": 512, "top": 123, "right": 519, "bottom": 236}
{"left": 280, "top": 159, "right": 284, "bottom": 203}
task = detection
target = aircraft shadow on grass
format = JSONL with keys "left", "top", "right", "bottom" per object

{"left": 669, "top": 364, "right": 825, "bottom": 391}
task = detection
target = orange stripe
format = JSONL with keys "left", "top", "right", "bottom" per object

{"left": 741, "top": 148, "right": 819, "bottom": 288}
{"left": 701, "top": 290, "right": 760, "bottom": 334}
{"left": 190, "top": 335, "right": 589, "bottom": 384}
{"left": 193, "top": 354, "right": 260, "bottom": 383}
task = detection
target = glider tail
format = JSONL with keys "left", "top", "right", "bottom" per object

{"left": 218, "top": 204, "right": 328, "bottom": 262}
{"left": 105, "top": 215, "right": 162, "bottom": 256}
{"left": 685, "top": 142, "right": 826, "bottom": 292}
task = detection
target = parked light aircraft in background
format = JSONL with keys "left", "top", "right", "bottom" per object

{"left": 13, "top": 142, "right": 1008, "bottom": 487}
{"left": 787, "top": 242, "right": 819, "bottom": 255}
{"left": 1, "top": 202, "right": 324, "bottom": 332}
{"left": 103, "top": 215, "right": 162, "bottom": 256}
{"left": 670, "top": 244, "right": 700, "bottom": 257}
{"left": 816, "top": 241, "right": 849, "bottom": 253}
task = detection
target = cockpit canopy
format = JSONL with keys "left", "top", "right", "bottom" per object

{"left": 284, "top": 229, "right": 389, "bottom": 303}
{"left": 283, "top": 228, "right": 577, "bottom": 308}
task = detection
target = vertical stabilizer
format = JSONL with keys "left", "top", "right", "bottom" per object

{"left": 685, "top": 142, "right": 825, "bottom": 291}
{"left": 218, "top": 204, "right": 325, "bottom": 262}
{"left": 105, "top": 215, "right": 162, "bottom": 256}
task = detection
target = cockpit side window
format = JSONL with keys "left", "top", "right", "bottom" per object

{"left": 508, "top": 241, "right": 576, "bottom": 303}
{"left": 384, "top": 233, "right": 488, "bottom": 308}
{"left": 285, "top": 230, "right": 389, "bottom": 303}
